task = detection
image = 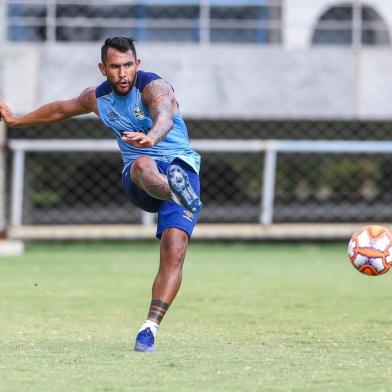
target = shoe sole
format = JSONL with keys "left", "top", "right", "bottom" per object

{"left": 167, "top": 165, "right": 202, "bottom": 214}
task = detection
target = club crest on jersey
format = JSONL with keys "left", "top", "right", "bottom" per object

{"left": 107, "top": 111, "right": 119, "bottom": 122}
{"left": 134, "top": 106, "right": 145, "bottom": 120}
{"left": 182, "top": 210, "right": 194, "bottom": 222}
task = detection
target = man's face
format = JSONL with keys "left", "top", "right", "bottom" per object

{"left": 99, "top": 48, "right": 140, "bottom": 95}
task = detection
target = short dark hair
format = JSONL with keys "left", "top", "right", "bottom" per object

{"left": 101, "top": 37, "right": 137, "bottom": 63}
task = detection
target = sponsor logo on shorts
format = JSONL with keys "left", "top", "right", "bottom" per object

{"left": 182, "top": 210, "right": 194, "bottom": 222}
{"left": 134, "top": 106, "right": 145, "bottom": 120}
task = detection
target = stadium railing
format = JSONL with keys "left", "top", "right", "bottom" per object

{"left": 6, "top": 0, "right": 283, "bottom": 45}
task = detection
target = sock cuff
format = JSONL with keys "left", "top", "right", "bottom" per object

{"left": 145, "top": 319, "right": 159, "bottom": 329}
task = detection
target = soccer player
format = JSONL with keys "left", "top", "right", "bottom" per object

{"left": 0, "top": 37, "right": 202, "bottom": 353}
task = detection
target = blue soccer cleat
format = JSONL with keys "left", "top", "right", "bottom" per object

{"left": 167, "top": 164, "right": 202, "bottom": 214}
{"left": 134, "top": 327, "right": 155, "bottom": 352}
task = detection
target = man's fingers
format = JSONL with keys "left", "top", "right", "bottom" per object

{"left": 121, "top": 135, "right": 143, "bottom": 143}
{"left": 121, "top": 132, "right": 154, "bottom": 148}
{"left": 121, "top": 137, "right": 151, "bottom": 148}
{"left": 123, "top": 132, "right": 142, "bottom": 140}
{"left": 123, "top": 133, "right": 149, "bottom": 143}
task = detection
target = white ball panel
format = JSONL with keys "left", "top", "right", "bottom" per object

{"left": 353, "top": 254, "right": 368, "bottom": 268}
{"left": 348, "top": 239, "right": 356, "bottom": 258}
{"left": 371, "top": 258, "right": 385, "bottom": 272}
{"left": 386, "top": 252, "right": 392, "bottom": 264}
{"left": 357, "top": 231, "right": 371, "bottom": 247}
{"left": 374, "top": 235, "right": 390, "bottom": 252}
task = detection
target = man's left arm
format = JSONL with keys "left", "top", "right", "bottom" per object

{"left": 121, "top": 79, "right": 175, "bottom": 148}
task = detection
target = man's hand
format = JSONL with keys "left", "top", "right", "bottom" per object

{"left": 0, "top": 100, "right": 17, "bottom": 127}
{"left": 121, "top": 131, "right": 156, "bottom": 148}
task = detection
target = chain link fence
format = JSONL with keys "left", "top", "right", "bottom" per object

{"left": 6, "top": 120, "right": 392, "bottom": 228}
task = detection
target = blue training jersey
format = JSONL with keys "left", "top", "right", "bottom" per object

{"left": 95, "top": 70, "right": 201, "bottom": 174}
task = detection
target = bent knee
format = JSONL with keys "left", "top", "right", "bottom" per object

{"left": 130, "top": 156, "right": 157, "bottom": 181}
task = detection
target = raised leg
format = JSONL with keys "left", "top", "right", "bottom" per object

{"left": 130, "top": 156, "right": 171, "bottom": 201}
{"left": 130, "top": 156, "right": 202, "bottom": 213}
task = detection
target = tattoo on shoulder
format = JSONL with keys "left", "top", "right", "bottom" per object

{"left": 143, "top": 80, "right": 173, "bottom": 117}
{"left": 142, "top": 79, "right": 175, "bottom": 143}
{"left": 143, "top": 79, "right": 172, "bottom": 99}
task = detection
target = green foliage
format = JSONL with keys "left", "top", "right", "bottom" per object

{"left": 276, "top": 157, "right": 382, "bottom": 202}
{"left": 31, "top": 191, "right": 62, "bottom": 206}
{"left": 320, "top": 158, "right": 381, "bottom": 200}
{"left": 1, "top": 242, "right": 392, "bottom": 391}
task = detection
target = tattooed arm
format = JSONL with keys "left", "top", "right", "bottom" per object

{"left": 121, "top": 79, "right": 177, "bottom": 148}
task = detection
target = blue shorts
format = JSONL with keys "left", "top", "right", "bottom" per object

{"left": 122, "top": 158, "right": 201, "bottom": 239}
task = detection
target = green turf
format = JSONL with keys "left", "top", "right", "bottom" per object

{"left": 1, "top": 241, "right": 392, "bottom": 391}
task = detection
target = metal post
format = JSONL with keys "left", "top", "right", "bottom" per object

{"left": 141, "top": 211, "right": 155, "bottom": 226}
{"left": 10, "top": 150, "right": 26, "bottom": 227}
{"left": 0, "top": 2, "right": 23, "bottom": 254}
{"left": 199, "top": 0, "right": 210, "bottom": 44}
{"left": 46, "top": 0, "right": 57, "bottom": 43}
{"left": 0, "top": 2, "right": 7, "bottom": 238}
{"left": 352, "top": 0, "right": 362, "bottom": 49}
{"left": 352, "top": 1, "right": 362, "bottom": 117}
{"left": 260, "top": 145, "right": 277, "bottom": 225}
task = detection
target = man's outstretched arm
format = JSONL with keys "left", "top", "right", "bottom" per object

{"left": 121, "top": 79, "right": 176, "bottom": 148}
{"left": 0, "top": 87, "right": 97, "bottom": 128}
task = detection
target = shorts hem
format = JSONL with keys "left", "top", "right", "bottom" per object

{"left": 156, "top": 225, "right": 194, "bottom": 240}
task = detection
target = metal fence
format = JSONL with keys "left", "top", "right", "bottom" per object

{"left": 6, "top": 0, "right": 283, "bottom": 45}
{"left": 5, "top": 0, "right": 391, "bottom": 47}
{"left": 6, "top": 120, "right": 392, "bottom": 239}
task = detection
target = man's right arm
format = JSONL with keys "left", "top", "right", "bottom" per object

{"left": 0, "top": 87, "right": 97, "bottom": 128}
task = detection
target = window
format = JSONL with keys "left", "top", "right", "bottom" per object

{"left": 55, "top": 4, "right": 200, "bottom": 43}
{"left": 209, "top": 2, "right": 282, "bottom": 44}
{"left": 7, "top": 4, "right": 47, "bottom": 41}
{"left": 312, "top": 3, "right": 390, "bottom": 46}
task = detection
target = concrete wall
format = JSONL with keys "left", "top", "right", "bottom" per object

{"left": 5, "top": 43, "right": 392, "bottom": 120}
{"left": 3, "top": 0, "right": 392, "bottom": 120}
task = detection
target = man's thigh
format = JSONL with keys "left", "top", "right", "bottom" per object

{"left": 122, "top": 161, "right": 162, "bottom": 213}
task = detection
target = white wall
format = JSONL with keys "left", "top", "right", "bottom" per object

{"left": 285, "top": 0, "right": 392, "bottom": 48}
{"left": 4, "top": 45, "right": 42, "bottom": 114}
{"left": 5, "top": 43, "right": 392, "bottom": 120}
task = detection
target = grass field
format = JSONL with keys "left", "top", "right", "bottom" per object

{"left": 1, "top": 241, "right": 392, "bottom": 391}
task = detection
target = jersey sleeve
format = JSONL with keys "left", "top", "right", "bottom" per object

{"left": 135, "top": 71, "right": 161, "bottom": 92}
{"left": 95, "top": 80, "right": 112, "bottom": 98}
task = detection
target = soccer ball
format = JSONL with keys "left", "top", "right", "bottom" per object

{"left": 348, "top": 225, "right": 392, "bottom": 276}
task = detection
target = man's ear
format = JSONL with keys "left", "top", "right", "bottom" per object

{"left": 98, "top": 63, "right": 106, "bottom": 77}
{"left": 136, "top": 59, "right": 141, "bottom": 70}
